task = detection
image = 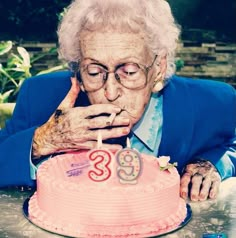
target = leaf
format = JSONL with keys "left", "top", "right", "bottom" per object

{"left": 9, "top": 53, "right": 23, "bottom": 65}
{"left": 160, "top": 162, "right": 178, "bottom": 172}
{"left": 17, "top": 47, "right": 31, "bottom": 67}
{"left": 158, "top": 156, "right": 170, "bottom": 167}
{"left": 0, "top": 41, "right": 13, "bottom": 56}
{"left": 9, "top": 67, "right": 25, "bottom": 72}
{"left": 0, "top": 89, "right": 14, "bottom": 103}
{"left": 36, "top": 64, "right": 67, "bottom": 75}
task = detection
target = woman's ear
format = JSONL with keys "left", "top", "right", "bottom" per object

{"left": 152, "top": 54, "right": 167, "bottom": 93}
{"left": 76, "top": 72, "right": 86, "bottom": 92}
{"left": 69, "top": 62, "right": 86, "bottom": 92}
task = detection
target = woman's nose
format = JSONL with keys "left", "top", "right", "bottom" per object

{"left": 104, "top": 73, "right": 121, "bottom": 101}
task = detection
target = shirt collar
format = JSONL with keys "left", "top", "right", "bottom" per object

{"left": 131, "top": 93, "right": 162, "bottom": 151}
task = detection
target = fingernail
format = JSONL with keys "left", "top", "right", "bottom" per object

{"left": 181, "top": 192, "right": 187, "bottom": 199}
{"left": 191, "top": 195, "right": 198, "bottom": 201}
{"left": 122, "top": 128, "right": 130, "bottom": 134}
{"left": 199, "top": 195, "right": 207, "bottom": 201}
{"left": 210, "top": 191, "right": 216, "bottom": 199}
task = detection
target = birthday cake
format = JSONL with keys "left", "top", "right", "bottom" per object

{"left": 28, "top": 148, "right": 187, "bottom": 237}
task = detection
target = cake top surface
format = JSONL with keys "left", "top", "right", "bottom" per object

{"left": 37, "top": 150, "right": 179, "bottom": 191}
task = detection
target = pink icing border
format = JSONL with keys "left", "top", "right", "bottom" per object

{"left": 29, "top": 194, "right": 187, "bottom": 238}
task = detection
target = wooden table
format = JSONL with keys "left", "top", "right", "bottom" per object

{"left": 0, "top": 178, "right": 235, "bottom": 238}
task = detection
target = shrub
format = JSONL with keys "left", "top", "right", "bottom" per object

{"left": 0, "top": 41, "right": 66, "bottom": 103}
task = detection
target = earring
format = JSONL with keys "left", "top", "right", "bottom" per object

{"left": 152, "top": 72, "right": 164, "bottom": 92}
{"left": 152, "top": 80, "right": 164, "bottom": 92}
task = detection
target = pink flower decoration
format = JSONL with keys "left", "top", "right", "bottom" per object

{"left": 158, "top": 156, "right": 170, "bottom": 167}
{"left": 158, "top": 156, "right": 177, "bottom": 172}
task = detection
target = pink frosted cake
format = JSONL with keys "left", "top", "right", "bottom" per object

{"left": 28, "top": 149, "right": 187, "bottom": 237}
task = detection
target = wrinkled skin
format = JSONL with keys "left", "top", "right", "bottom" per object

{"left": 180, "top": 160, "right": 221, "bottom": 201}
{"left": 32, "top": 30, "right": 221, "bottom": 201}
{"left": 33, "top": 31, "right": 159, "bottom": 157}
{"left": 32, "top": 77, "right": 131, "bottom": 156}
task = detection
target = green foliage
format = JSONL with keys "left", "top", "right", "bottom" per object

{"left": 0, "top": 41, "right": 67, "bottom": 103}
{"left": 175, "top": 58, "right": 185, "bottom": 72}
{"left": 57, "top": 7, "right": 68, "bottom": 23}
{"left": 0, "top": 103, "right": 15, "bottom": 128}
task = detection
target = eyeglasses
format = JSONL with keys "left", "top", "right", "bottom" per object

{"left": 79, "top": 55, "right": 158, "bottom": 92}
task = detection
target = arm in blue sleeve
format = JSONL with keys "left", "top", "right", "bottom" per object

{"left": 198, "top": 136, "right": 236, "bottom": 180}
{"left": 0, "top": 127, "right": 37, "bottom": 187}
{"left": 0, "top": 72, "right": 77, "bottom": 187}
{"left": 0, "top": 79, "right": 37, "bottom": 188}
{"left": 198, "top": 84, "right": 236, "bottom": 180}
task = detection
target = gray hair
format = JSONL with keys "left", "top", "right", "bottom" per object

{"left": 58, "top": 0, "right": 181, "bottom": 78}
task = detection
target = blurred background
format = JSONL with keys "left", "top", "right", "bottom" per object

{"left": 0, "top": 0, "right": 235, "bottom": 42}
{"left": 0, "top": 0, "right": 235, "bottom": 105}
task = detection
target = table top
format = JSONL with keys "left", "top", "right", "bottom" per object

{"left": 0, "top": 178, "right": 235, "bottom": 238}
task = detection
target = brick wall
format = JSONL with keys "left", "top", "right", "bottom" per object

{"left": 2, "top": 41, "right": 236, "bottom": 87}
{"left": 176, "top": 41, "right": 236, "bottom": 86}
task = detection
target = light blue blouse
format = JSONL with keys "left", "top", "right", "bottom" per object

{"left": 131, "top": 93, "right": 163, "bottom": 156}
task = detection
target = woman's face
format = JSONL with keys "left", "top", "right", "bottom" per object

{"left": 79, "top": 31, "right": 161, "bottom": 127}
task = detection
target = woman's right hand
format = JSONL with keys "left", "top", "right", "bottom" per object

{"left": 32, "top": 77, "right": 130, "bottom": 158}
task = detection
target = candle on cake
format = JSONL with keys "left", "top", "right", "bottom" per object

{"left": 116, "top": 138, "right": 142, "bottom": 184}
{"left": 87, "top": 131, "right": 113, "bottom": 182}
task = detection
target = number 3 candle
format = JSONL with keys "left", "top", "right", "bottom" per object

{"left": 88, "top": 131, "right": 113, "bottom": 182}
{"left": 116, "top": 138, "right": 142, "bottom": 184}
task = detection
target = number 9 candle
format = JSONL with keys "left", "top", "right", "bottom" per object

{"left": 116, "top": 138, "right": 142, "bottom": 184}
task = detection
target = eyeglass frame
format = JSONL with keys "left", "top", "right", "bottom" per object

{"left": 77, "top": 54, "right": 158, "bottom": 92}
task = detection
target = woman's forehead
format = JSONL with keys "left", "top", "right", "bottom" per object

{"left": 79, "top": 31, "right": 149, "bottom": 62}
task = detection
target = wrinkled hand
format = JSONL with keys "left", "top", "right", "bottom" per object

{"left": 32, "top": 77, "right": 130, "bottom": 157}
{"left": 180, "top": 160, "right": 221, "bottom": 201}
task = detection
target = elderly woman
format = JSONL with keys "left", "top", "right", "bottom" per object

{"left": 0, "top": 0, "right": 235, "bottom": 202}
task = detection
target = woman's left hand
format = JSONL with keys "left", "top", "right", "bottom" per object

{"left": 180, "top": 160, "right": 221, "bottom": 201}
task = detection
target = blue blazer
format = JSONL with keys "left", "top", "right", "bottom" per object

{"left": 0, "top": 71, "right": 235, "bottom": 187}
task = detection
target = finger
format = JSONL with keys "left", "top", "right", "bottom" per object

{"left": 209, "top": 173, "right": 221, "bottom": 199}
{"left": 83, "top": 104, "right": 122, "bottom": 118}
{"left": 108, "top": 115, "right": 130, "bottom": 126}
{"left": 102, "top": 143, "right": 123, "bottom": 151}
{"left": 57, "top": 143, "right": 123, "bottom": 154}
{"left": 209, "top": 180, "right": 221, "bottom": 199}
{"left": 199, "top": 176, "right": 212, "bottom": 201}
{"left": 101, "top": 127, "right": 130, "bottom": 140}
{"left": 190, "top": 174, "right": 203, "bottom": 201}
{"left": 85, "top": 127, "right": 130, "bottom": 141}
{"left": 54, "top": 140, "right": 101, "bottom": 152}
{"left": 58, "top": 77, "right": 80, "bottom": 110}
{"left": 180, "top": 173, "right": 191, "bottom": 199}
{"left": 86, "top": 116, "right": 130, "bottom": 129}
